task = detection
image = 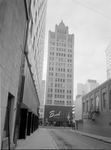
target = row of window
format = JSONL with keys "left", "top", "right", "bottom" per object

{"left": 57, "top": 29, "right": 66, "bottom": 34}
{"left": 56, "top": 68, "right": 65, "bottom": 72}
{"left": 56, "top": 53, "right": 66, "bottom": 57}
{"left": 83, "top": 90, "right": 111, "bottom": 112}
{"left": 55, "top": 73, "right": 65, "bottom": 77}
{"left": 67, "top": 101, "right": 72, "bottom": 105}
{"left": 50, "top": 47, "right": 73, "bottom": 53}
{"left": 55, "top": 83, "right": 65, "bottom": 88}
{"left": 47, "top": 100, "right": 72, "bottom": 106}
{"left": 48, "top": 73, "right": 72, "bottom": 79}
{"left": 47, "top": 100, "right": 52, "bottom": 104}
{"left": 49, "top": 56, "right": 72, "bottom": 63}
{"left": 55, "top": 62, "right": 65, "bottom": 67}
{"left": 48, "top": 88, "right": 72, "bottom": 94}
{"left": 54, "top": 94, "right": 65, "bottom": 99}
{"left": 55, "top": 78, "right": 65, "bottom": 82}
{"left": 54, "top": 100, "right": 65, "bottom": 105}
{"left": 48, "top": 82, "right": 72, "bottom": 89}
{"left": 56, "top": 57, "right": 65, "bottom": 62}
{"left": 50, "top": 42, "right": 72, "bottom": 48}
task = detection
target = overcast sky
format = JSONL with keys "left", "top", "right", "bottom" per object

{"left": 43, "top": 0, "right": 111, "bottom": 99}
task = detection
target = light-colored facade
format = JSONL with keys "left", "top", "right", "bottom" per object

{"left": 17, "top": 0, "right": 47, "bottom": 140}
{"left": 0, "top": 0, "right": 27, "bottom": 148}
{"left": 86, "top": 79, "right": 99, "bottom": 93}
{"left": 106, "top": 43, "right": 111, "bottom": 79}
{"left": 45, "top": 20, "right": 74, "bottom": 107}
{"left": 26, "top": 0, "right": 47, "bottom": 102}
{"left": 77, "top": 79, "right": 99, "bottom": 98}
{"left": 77, "top": 83, "right": 87, "bottom": 96}
{"left": 75, "top": 96, "right": 82, "bottom": 121}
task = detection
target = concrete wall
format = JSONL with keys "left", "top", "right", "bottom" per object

{"left": 22, "top": 60, "right": 39, "bottom": 114}
{"left": 78, "top": 110, "right": 111, "bottom": 137}
{"left": 75, "top": 96, "right": 82, "bottom": 121}
{"left": 0, "top": 0, "right": 26, "bottom": 145}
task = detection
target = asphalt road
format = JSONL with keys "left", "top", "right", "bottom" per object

{"left": 47, "top": 127, "right": 111, "bottom": 149}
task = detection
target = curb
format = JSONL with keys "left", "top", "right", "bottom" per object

{"left": 50, "top": 135, "right": 59, "bottom": 150}
{"left": 70, "top": 130, "right": 111, "bottom": 144}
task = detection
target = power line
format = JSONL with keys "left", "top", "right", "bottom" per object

{"left": 72, "top": 0, "right": 111, "bottom": 21}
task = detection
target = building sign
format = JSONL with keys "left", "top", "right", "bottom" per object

{"left": 44, "top": 105, "right": 72, "bottom": 123}
{"left": 49, "top": 110, "right": 61, "bottom": 118}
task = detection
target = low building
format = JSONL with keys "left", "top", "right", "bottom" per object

{"left": 78, "top": 79, "right": 111, "bottom": 137}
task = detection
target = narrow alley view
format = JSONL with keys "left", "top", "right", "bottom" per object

{"left": 15, "top": 126, "right": 111, "bottom": 149}
{"left": 0, "top": 0, "right": 111, "bottom": 149}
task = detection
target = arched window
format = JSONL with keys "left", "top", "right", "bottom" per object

{"left": 96, "top": 96, "right": 99, "bottom": 110}
{"left": 109, "top": 90, "right": 111, "bottom": 109}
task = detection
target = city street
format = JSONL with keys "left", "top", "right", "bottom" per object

{"left": 47, "top": 127, "right": 111, "bottom": 149}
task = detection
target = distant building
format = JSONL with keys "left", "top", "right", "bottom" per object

{"left": 77, "top": 83, "right": 87, "bottom": 96}
{"left": 76, "top": 79, "right": 99, "bottom": 98}
{"left": 44, "top": 21, "right": 74, "bottom": 126}
{"left": 106, "top": 43, "right": 111, "bottom": 79}
{"left": 86, "top": 79, "right": 99, "bottom": 93}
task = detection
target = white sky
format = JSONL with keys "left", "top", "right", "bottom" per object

{"left": 42, "top": 0, "right": 111, "bottom": 99}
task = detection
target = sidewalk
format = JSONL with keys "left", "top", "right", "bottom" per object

{"left": 15, "top": 128, "right": 58, "bottom": 149}
{"left": 70, "top": 129, "right": 111, "bottom": 144}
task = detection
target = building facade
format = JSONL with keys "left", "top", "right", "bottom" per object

{"left": 86, "top": 79, "right": 99, "bottom": 93}
{"left": 15, "top": 0, "right": 47, "bottom": 141}
{"left": 0, "top": 0, "right": 27, "bottom": 149}
{"left": 76, "top": 79, "right": 99, "bottom": 98}
{"left": 77, "top": 79, "right": 111, "bottom": 137}
{"left": 77, "top": 83, "right": 87, "bottom": 96}
{"left": 44, "top": 21, "right": 74, "bottom": 126}
{"left": 106, "top": 43, "right": 111, "bottom": 79}
{"left": 0, "top": 0, "right": 47, "bottom": 149}
{"left": 39, "top": 80, "right": 45, "bottom": 125}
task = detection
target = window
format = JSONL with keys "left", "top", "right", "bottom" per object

{"left": 96, "top": 96, "right": 99, "bottom": 110}
{"left": 83, "top": 102, "right": 85, "bottom": 112}
{"left": 91, "top": 99, "right": 93, "bottom": 109}
{"left": 109, "top": 90, "right": 111, "bottom": 109}
{"left": 103, "top": 92, "right": 107, "bottom": 108}
{"left": 86, "top": 101, "right": 88, "bottom": 112}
